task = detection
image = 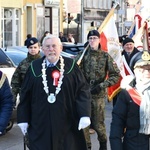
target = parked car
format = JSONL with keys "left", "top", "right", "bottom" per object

{"left": 62, "top": 42, "right": 84, "bottom": 56}
{"left": 0, "top": 48, "right": 27, "bottom": 82}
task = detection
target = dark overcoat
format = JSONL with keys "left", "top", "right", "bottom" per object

{"left": 17, "top": 56, "right": 91, "bottom": 150}
{"left": 109, "top": 88, "right": 150, "bottom": 150}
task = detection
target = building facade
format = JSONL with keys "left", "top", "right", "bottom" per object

{"left": 0, "top": 0, "right": 61, "bottom": 47}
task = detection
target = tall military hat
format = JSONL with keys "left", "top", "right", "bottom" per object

{"left": 27, "top": 37, "right": 38, "bottom": 48}
{"left": 129, "top": 50, "right": 150, "bottom": 72}
{"left": 87, "top": 30, "right": 100, "bottom": 39}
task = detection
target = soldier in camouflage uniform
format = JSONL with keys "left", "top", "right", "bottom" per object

{"left": 76, "top": 30, "right": 120, "bottom": 150}
{"left": 11, "top": 37, "right": 41, "bottom": 106}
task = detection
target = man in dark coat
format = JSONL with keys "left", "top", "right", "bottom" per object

{"left": 0, "top": 71, "right": 13, "bottom": 135}
{"left": 17, "top": 35, "right": 91, "bottom": 150}
{"left": 110, "top": 51, "right": 150, "bottom": 150}
{"left": 122, "top": 37, "right": 140, "bottom": 66}
{"left": 112, "top": 37, "right": 140, "bottom": 106}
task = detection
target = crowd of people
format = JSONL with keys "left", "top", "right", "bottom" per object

{"left": 1, "top": 29, "right": 150, "bottom": 150}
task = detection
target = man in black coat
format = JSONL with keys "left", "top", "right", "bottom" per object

{"left": 110, "top": 51, "right": 150, "bottom": 150}
{"left": 17, "top": 35, "right": 91, "bottom": 150}
{"left": 122, "top": 37, "right": 140, "bottom": 66}
{"left": 112, "top": 37, "right": 140, "bottom": 106}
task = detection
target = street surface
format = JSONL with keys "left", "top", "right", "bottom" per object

{"left": 0, "top": 101, "right": 113, "bottom": 150}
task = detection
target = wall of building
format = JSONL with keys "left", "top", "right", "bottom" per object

{"left": 82, "top": 0, "right": 112, "bottom": 43}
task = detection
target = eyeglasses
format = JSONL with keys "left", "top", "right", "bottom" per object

{"left": 44, "top": 44, "right": 57, "bottom": 50}
{"left": 88, "top": 37, "right": 99, "bottom": 41}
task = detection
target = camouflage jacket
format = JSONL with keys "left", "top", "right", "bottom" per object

{"left": 76, "top": 47, "right": 120, "bottom": 91}
{"left": 11, "top": 52, "right": 41, "bottom": 100}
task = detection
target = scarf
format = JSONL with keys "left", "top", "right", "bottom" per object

{"left": 136, "top": 81, "right": 150, "bottom": 135}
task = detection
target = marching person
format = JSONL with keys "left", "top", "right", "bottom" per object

{"left": 112, "top": 37, "right": 140, "bottom": 106}
{"left": 76, "top": 30, "right": 120, "bottom": 150}
{"left": 11, "top": 37, "right": 41, "bottom": 106}
{"left": 122, "top": 37, "right": 140, "bottom": 66}
{"left": 0, "top": 71, "right": 13, "bottom": 135}
{"left": 110, "top": 51, "right": 150, "bottom": 150}
{"left": 17, "top": 35, "right": 91, "bottom": 150}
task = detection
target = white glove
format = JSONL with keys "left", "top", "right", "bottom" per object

{"left": 18, "top": 123, "right": 28, "bottom": 135}
{"left": 78, "top": 117, "right": 91, "bottom": 130}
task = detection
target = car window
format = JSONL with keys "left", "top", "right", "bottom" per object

{"left": 63, "top": 44, "right": 84, "bottom": 56}
{"left": 0, "top": 49, "right": 14, "bottom": 68}
{"left": 5, "top": 51, "right": 27, "bottom": 67}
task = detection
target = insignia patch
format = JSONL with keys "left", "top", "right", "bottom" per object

{"left": 30, "top": 40, "right": 34, "bottom": 44}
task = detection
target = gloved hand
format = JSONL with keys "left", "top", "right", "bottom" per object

{"left": 78, "top": 117, "right": 91, "bottom": 130}
{"left": 18, "top": 123, "right": 28, "bottom": 135}
{"left": 90, "top": 84, "right": 101, "bottom": 95}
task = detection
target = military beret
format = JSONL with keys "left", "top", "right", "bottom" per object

{"left": 27, "top": 37, "right": 38, "bottom": 48}
{"left": 87, "top": 30, "right": 100, "bottom": 39}
{"left": 129, "top": 51, "right": 150, "bottom": 72}
{"left": 122, "top": 37, "right": 134, "bottom": 46}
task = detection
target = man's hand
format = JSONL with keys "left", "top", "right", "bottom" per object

{"left": 90, "top": 84, "right": 101, "bottom": 95}
{"left": 78, "top": 117, "right": 91, "bottom": 130}
{"left": 18, "top": 123, "right": 28, "bottom": 135}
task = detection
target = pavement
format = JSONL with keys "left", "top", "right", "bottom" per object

{"left": 0, "top": 101, "right": 113, "bottom": 150}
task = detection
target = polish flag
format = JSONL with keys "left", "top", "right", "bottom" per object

{"left": 98, "top": 11, "right": 126, "bottom": 101}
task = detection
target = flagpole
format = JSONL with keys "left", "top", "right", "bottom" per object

{"left": 127, "top": 1, "right": 143, "bottom": 36}
{"left": 98, "top": 2, "right": 119, "bottom": 34}
{"left": 76, "top": 1, "right": 119, "bottom": 65}
{"left": 132, "top": 17, "right": 150, "bottom": 50}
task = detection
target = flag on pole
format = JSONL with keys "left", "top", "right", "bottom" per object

{"left": 128, "top": 14, "right": 142, "bottom": 38}
{"left": 132, "top": 20, "right": 149, "bottom": 50}
{"left": 98, "top": 8, "right": 126, "bottom": 101}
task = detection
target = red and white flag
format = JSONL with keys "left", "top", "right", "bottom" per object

{"left": 99, "top": 12, "right": 125, "bottom": 78}
{"left": 98, "top": 9, "right": 126, "bottom": 101}
{"left": 132, "top": 21, "right": 149, "bottom": 50}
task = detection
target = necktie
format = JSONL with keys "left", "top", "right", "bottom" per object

{"left": 48, "top": 63, "right": 54, "bottom": 67}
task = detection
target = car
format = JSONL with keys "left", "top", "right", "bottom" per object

{"left": 62, "top": 42, "right": 84, "bottom": 56}
{"left": 0, "top": 48, "right": 27, "bottom": 82}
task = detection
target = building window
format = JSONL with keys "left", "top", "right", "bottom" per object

{"left": 1, "top": 8, "right": 20, "bottom": 47}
